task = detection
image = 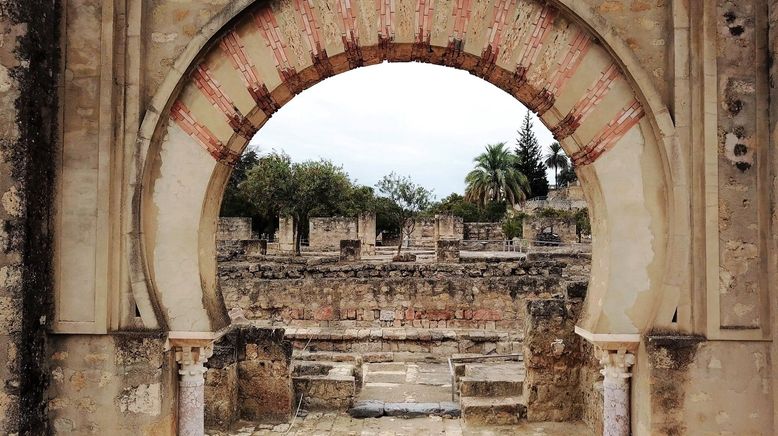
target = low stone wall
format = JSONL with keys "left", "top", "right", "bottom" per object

{"left": 205, "top": 326, "right": 293, "bottom": 430}
{"left": 219, "top": 253, "right": 590, "bottom": 332}
{"left": 523, "top": 216, "right": 577, "bottom": 244}
{"left": 463, "top": 222, "right": 504, "bottom": 241}
{"left": 309, "top": 217, "right": 358, "bottom": 251}
{"left": 218, "top": 217, "right": 253, "bottom": 240}
{"left": 48, "top": 334, "right": 177, "bottom": 434}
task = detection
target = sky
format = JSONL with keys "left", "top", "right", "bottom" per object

{"left": 250, "top": 62, "right": 556, "bottom": 200}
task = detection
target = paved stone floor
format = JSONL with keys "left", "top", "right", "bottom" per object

{"left": 357, "top": 361, "right": 452, "bottom": 403}
{"left": 207, "top": 414, "right": 594, "bottom": 436}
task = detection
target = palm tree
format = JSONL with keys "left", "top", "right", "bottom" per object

{"left": 465, "top": 143, "right": 530, "bottom": 207}
{"left": 544, "top": 142, "right": 570, "bottom": 188}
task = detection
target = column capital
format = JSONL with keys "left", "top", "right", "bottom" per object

{"left": 167, "top": 331, "right": 215, "bottom": 371}
{"left": 596, "top": 347, "right": 636, "bottom": 381}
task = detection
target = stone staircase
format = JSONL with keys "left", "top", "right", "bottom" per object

{"left": 455, "top": 360, "right": 527, "bottom": 425}
{"left": 291, "top": 360, "right": 358, "bottom": 411}
{"left": 287, "top": 334, "right": 529, "bottom": 425}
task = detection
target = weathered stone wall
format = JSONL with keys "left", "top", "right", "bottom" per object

{"left": 463, "top": 222, "right": 504, "bottom": 240}
{"left": 638, "top": 336, "right": 773, "bottom": 435}
{"left": 218, "top": 217, "right": 253, "bottom": 240}
{"left": 579, "top": 341, "right": 603, "bottom": 435}
{"left": 523, "top": 216, "right": 577, "bottom": 244}
{"left": 309, "top": 217, "right": 358, "bottom": 251}
{"left": 47, "top": 334, "right": 177, "bottom": 435}
{"left": 0, "top": 0, "right": 59, "bottom": 433}
{"left": 522, "top": 295, "right": 586, "bottom": 421}
{"left": 219, "top": 253, "right": 591, "bottom": 331}
{"left": 205, "top": 326, "right": 292, "bottom": 430}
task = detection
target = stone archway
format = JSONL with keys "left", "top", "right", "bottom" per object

{"left": 128, "top": 0, "right": 686, "bottom": 432}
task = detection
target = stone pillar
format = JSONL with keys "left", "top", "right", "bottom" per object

{"left": 278, "top": 216, "right": 295, "bottom": 253}
{"left": 340, "top": 239, "right": 361, "bottom": 261}
{"left": 245, "top": 239, "right": 267, "bottom": 256}
{"left": 358, "top": 212, "right": 376, "bottom": 255}
{"left": 170, "top": 334, "right": 215, "bottom": 436}
{"left": 436, "top": 239, "right": 461, "bottom": 262}
{"left": 597, "top": 348, "right": 635, "bottom": 436}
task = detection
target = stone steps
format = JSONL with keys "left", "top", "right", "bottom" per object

{"left": 459, "top": 377, "right": 524, "bottom": 397}
{"left": 291, "top": 361, "right": 357, "bottom": 411}
{"left": 284, "top": 327, "right": 523, "bottom": 356}
{"left": 460, "top": 396, "right": 527, "bottom": 426}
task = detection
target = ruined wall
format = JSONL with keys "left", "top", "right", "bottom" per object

{"left": 463, "top": 222, "right": 505, "bottom": 241}
{"left": 219, "top": 254, "right": 590, "bottom": 331}
{"left": 523, "top": 216, "right": 577, "bottom": 244}
{"left": 205, "top": 326, "right": 292, "bottom": 430}
{"left": 522, "top": 297, "right": 586, "bottom": 421}
{"left": 309, "top": 217, "right": 358, "bottom": 251}
{"left": 47, "top": 334, "right": 177, "bottom": 435}
{"left": 218, "top": 217, "right": 253, "bottom": 240}
{"left": 0, "top": 0, "right": 59, "bottom": 433}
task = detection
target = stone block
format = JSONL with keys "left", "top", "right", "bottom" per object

{"left": 461, "top": 397, "right": 526, "bottom": 426}
{"left": 245, "top": 239, "right": 268, "bottom": 256}
{"left": 436, "top": 239, "right": 461, "bottom": 263}
{"left": 349, "top": 400, "right": 385, "bottom": 418}
{"left": 340, "top": 239, "right": 362, "bottom": 261}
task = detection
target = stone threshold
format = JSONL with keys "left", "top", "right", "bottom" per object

{"left": 349, "top": 400, "right": 461, "bottom": 419}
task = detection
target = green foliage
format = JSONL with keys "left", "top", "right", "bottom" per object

{"left": 574, "top": 208, "right": 591, "bottom": 241}
{"left": 429, "top": 193, "right": 506, "bottom": 223}
{"left": 536, "top": 207, "right": 575, "bottom": 220}
{"left": 557, "top": 162, "right": 578, "bottom": 187}
{"left": 514, "top": 112, "right": 549, "bottom": 198}
{"left": 464, "top": 143, "right": 529, "bottom": 207}
{"left": 240, "top": 152, "right": 353, "bottom": 254}
{"left": 376, "top": 173, "right": 434, "bottom": 254}
{"left": 220, "top": 149, "right": 278, "bottom": 235}
{"left": 502, "top": 215, "right": 524, "bottom": 239}
{"left": 544, "top": 142, "right": 570, "bottom": 187}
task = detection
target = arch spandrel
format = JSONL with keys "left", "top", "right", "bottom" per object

{"left": 132, "top": 0, "right": 684, "bottom": 338}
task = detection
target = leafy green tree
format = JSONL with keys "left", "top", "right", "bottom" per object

{"left": 502, "top": 215, "right": 524, "bottom": 239}
{"left": 557, "top": 162, "right": 578, "bottom": 187}
{"left": 514, "top": 111, "right": 549, "bottom": 198}
{"left": 220, "top": 149, "right": 259, "bottom": 216}
{"left": 376, "top": 173, "right": 433, "bottom": 255}
{"left": 544, "top": 142, "right": 569, "bottom": 188}
{"left": 241, "top": 152, "right": 352, "bottom": 254}
{"left": 430, "top": 193, "right": 483, "bottom": 222}
{"left": 574, "top": 207, "right": 591, "bottom": 242}
{"left": 465, "top": 143, "right": 529, "bottom": 207}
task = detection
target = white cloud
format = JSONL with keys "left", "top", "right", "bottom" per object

{"left": 251, "top": 62, "right": 555, "bottom": 199}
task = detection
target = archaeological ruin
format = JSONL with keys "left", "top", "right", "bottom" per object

{"left": 1, "top": 0, "right": 777, "bottom": 435}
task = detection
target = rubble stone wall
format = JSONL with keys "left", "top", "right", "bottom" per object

{"left": 219, "top": 253, "right": 591, "bottom": 331}
{"left": 463, "top": 222, "right": 505, "bottom": 241}
{"left": 205, "top": 326, "right": 292, "bottom": 430}
{"left": 0, "top": 0, "right": 59, "bottom": 433}
{"left": 218, "top": 217, "right": 253, "bottom": 241}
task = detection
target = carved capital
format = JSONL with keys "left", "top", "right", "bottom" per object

{"left": 168, "top": 332, "right": 215, "bottom": 380}
{"left": 596, "top": 347, "right": 635, "bottom": 384}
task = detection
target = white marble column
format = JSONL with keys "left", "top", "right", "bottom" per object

{"left": 170, "top": 335, "right": 214, "bottom": 436}
{"left": 597, "top": 348, "right": 635, "bottom": 436}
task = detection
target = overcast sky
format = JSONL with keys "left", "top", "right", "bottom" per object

{"left": 250, "top": 62, "right": 555, "bottom": 200}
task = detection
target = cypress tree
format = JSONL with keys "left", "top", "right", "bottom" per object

{"left": 514, "top": 111, "right": 549, "bottom": 198}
